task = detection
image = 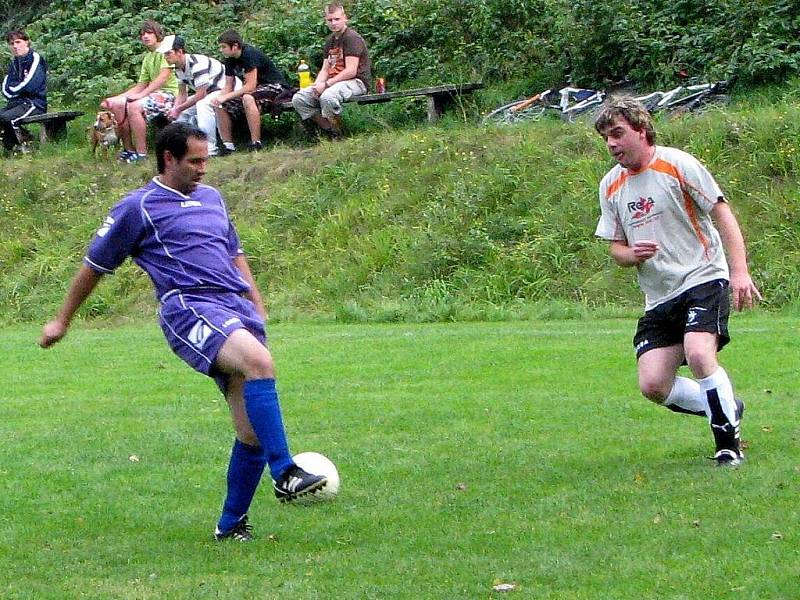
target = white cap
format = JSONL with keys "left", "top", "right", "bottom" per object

{"left": 156, "top": 35, "right": 178, "bottom": 53}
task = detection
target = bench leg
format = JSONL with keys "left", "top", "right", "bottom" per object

{"left": 426, "top": 94, "right": 456, "bottom": 122}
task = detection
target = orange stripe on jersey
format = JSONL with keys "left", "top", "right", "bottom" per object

{"left": 650, "top": 158, "right": 711, "bottom": 257}
{"left": 604, "top": 171, "right": 631, "bottom": 200}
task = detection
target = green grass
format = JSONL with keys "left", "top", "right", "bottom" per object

{"left": 1, "top": 84, "right": 799, "bottom": 325}
{"left": 2, "top": 314, "right": 798, "bottom": 598}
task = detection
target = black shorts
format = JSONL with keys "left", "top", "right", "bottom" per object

{"left": 222, "top": 83, "right": 287, "bottom": 118}
{"left": 633, "top": 279, "right": 730, "bottom": 359}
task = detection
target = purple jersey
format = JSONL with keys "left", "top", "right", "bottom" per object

{"left": 85, "top": 178, "right": 250, "bottom": 300}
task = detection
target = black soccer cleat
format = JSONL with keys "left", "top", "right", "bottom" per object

{"left": 214, "top": 515, "right": 254, "bottom": 542}
{"left": 273, "top": 465, "right": 328, "bottom": 503}
{"left": 711, "top": 447, "right": 744, "bottom": 468}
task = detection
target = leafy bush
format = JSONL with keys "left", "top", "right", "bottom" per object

{"left": 3, "top": 0, "right": 797, "bottom": 108}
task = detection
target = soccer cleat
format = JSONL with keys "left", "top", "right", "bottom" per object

{"left": 273, "top": 465, "right": 327, "bottom": 503}
{"left": 712, "top": 447, "right": 744, "bottom": 467}
{"left": 218, "top": 145, "right": 235, "bottom": 156}
{"left": 247, "top": 141, "right": 263, "bottom": 152}
{"left": 214, "top": 515, "right": 253, "bottom": 542}
{"left": 118, "top": 149, "right": 136, "bottom": 161}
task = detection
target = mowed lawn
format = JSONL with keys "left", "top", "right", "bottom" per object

{"left": 1, "top": 315, "right": 798, "bottom": 599}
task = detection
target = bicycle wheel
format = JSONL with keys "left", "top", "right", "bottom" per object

{"left": 482, "top": 100, "right": 548, "bottom": 126}
{"left": 560, "top": 99, "right": 604, "bottom": 124}
{"left": 666, "top": 93, "right": 730, "bottom": 118}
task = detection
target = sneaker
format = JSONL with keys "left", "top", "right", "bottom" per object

{"left": 712, "top": 447, "right": 744, "bottom": 467}
{"left": 118, "top": 149, "right": 136, "bottom": 161}
{"left": 273, "top": 465, "right": 327, "bottom": 503}
{"left": 214, "top": 515, "right": 253, "bottom": 542}
{"left": 218, "top": 144, "right": 235, "bottom": 156}
{"left": 247, "top": 141, "right": 263, "bottom": 152}
{"left": 123, "top": 152, "right": 147, "bottom": 164}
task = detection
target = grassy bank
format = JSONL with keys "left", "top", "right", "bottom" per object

{"left": 1, "top": 88, "right": 798, "bottom": 324}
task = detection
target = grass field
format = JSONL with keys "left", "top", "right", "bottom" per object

{"left": 2, "top": 315, "right": 798, "bottom": 599}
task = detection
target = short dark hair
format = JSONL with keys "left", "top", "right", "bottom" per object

{"left": 140, "top": 19, "right": 165, "bottom": 42}
{"left": 5, "top": 30, "right": 29, "bottom": 43}
{"left": 169, "top": 35, "right": 186, "bottom": 52}
{"left": 156, "top": 122, "right": 207, "bottom": 173}
{"left": 594, "top": 95, "right": 656, "bottom": 145}
{"left": 217, "top": 29, "right": 243, "bottom": 48}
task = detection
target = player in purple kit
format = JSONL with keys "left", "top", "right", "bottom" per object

{"left": 40, "top": 122, "right": 327, "bottom": 541}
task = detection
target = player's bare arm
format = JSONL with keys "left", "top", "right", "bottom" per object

{"left": 233, "top": 254, "right": 268, "bottom": 322}
{"left": 39, "top": 264, "right": 103, "bottom": 348}
{"left": 711, "top": 201, "right": 762, "bottom": 311}
{"left": 609, "top": 239, "right": 659, "bottom": 267}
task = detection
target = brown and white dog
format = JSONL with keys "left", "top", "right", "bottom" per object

{"left": 89, "top": 110, "right": 119, "bottom": 158}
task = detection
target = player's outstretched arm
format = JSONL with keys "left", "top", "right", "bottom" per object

{"left": 39, "top": 264, "right": 104, "bottom": 348}
{"left": 711, "top": 201, "right": 762, "bottom": 311}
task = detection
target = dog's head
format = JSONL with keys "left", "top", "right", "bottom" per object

{"left": 94, "top": 110, "right": 117, "bottom": 131}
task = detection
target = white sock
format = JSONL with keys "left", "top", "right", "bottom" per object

{"left": 698, "top": 367, "right": 738, "bottom": 426}
{"left": 664, "top": 376, "right": 707, "bottom": 416}
{"left": 224, "top": 142, "right": 235, "bottom": 150}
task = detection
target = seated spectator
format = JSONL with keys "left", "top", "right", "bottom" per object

{"left": 158, "top": 34, "right": 241, "bottom": 157}
{"left": 101, "top": 20, "right": 179, "bottom": 163}
{"left": 291, "top": 3, "right": 371, "bottom": 137}
{"left": 1, "top": 29, "right": 47, "bottom": 154}
{"left": 211, "top": 29, "right": 290, "bottom": 153}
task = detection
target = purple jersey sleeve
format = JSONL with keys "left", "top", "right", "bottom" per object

{"left": 84, "top": 194, "right": 145, "bottom": 274}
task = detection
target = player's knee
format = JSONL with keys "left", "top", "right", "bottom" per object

{"left": 242, "top": 350, "right": 274, "bottom": 380}
{"left": 241, "top": 94, "right": 256, "bottom": 108}
{"left": 684, "top": 349, "right": 717, "bottom": 379}
{"left": 639, "top": 379, "right": 668, "bottom": 403}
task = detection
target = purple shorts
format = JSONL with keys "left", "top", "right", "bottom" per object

{"left": 159, "top": 291, "right": 266, "bottom": 392}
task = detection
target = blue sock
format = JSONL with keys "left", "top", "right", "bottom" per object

{"left": 243, "top": 378, "right": 295, "bottom": 480}
{"left": 217, "top": 439, "right": 266, "bottom": 533}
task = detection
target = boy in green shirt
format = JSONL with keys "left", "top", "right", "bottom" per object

{"left": 101, "top": 20, "right": 178, "bottom": 163}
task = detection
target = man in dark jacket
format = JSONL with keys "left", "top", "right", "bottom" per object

{"left": 1, "top": 29, "right": 47, "bottom": 153}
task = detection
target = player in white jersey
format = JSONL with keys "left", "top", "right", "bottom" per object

{"left": 593, "top": 96, "right": 761, "bottom": 466}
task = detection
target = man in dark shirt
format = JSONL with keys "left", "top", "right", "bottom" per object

{"left": 291, "top": 3, "right": 371, "bottom": 137}
{"left": 1, "top": 29, "right": 47, "bottom": 153}
{"left": 212, "top": 29, "right": 288, "bottom": 152}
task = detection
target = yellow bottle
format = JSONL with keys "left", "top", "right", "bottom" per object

{"left": 297, "top": 60, "right": 312, "bottom": 88}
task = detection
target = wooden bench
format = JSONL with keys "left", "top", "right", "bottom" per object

{"left": 279, "top": 82, "right": 483, "bottom": 122}
{"left": 14, "top": 110, "right": 85, "bottom": 150}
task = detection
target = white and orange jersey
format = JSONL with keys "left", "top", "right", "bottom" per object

{"left": 595, "top": 146, "right": 729, "bottom": 310}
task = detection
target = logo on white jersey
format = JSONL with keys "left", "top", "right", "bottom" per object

{"left": 188, "top": 320, "right": 213, "bottom": 349}
{"left": 96, "top": 216, "right": 115, "bottom": 237}
{"left": 181, "top": 200, "right": 202, "bottom": 208}
{"left": 627, "top": 196, "right": 655, "bottom": 219}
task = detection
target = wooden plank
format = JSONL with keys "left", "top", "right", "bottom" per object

{"left": 17, "top": 110, "right": 84, "bottom": 125}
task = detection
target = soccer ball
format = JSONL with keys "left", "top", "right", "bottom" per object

{"left": 292, "top": 451, "right": 340, "bottom": 503}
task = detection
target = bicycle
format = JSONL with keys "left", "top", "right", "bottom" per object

{"left": 634, "top": 79, "right": 734, "bottom": 116}
{"left": 481, "top": 88, "right": 560, "bottom": 126}
{"left": 558, "top": 87, "right": 605, "bottom": 123}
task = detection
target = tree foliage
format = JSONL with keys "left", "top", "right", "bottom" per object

{"left": 1, "top": 0, "right": 798, "bottom": 107}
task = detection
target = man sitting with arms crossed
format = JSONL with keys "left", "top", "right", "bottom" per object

{"left": 1, "top": 29, "right": 47, "bottom": 154}
{"left": 291, "top": 3, "right": 371, "bottom": 137}
{"left": 212, "top": 29, "right": 289, "bottom": 153}
{"left": 158, "top": 34, "right": 240, "bottom": 157}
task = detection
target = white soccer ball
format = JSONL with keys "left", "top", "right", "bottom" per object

{"left": 292, "top": 451, "right": 340, "bottom": 503}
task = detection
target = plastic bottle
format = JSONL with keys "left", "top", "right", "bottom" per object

{"left": 297, "top": 60, "right": 312, "bottom": 89}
